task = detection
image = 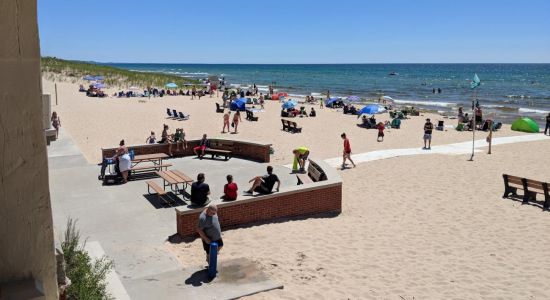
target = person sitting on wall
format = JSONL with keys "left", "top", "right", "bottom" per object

{"left": 191, "top": 173, "right": 210, "bottom": 206}
{"left": 193, "top": 134, "right": 209, "bottom": 159}
{"left": 243, "top": 166, "right": 280, "bottom": 195}
{"left": 222, "top": 174, "right": 238, "bottom": 201}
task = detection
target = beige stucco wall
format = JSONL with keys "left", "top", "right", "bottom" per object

{"left": 0, "top": 0, "right": 59, "bottom": 299}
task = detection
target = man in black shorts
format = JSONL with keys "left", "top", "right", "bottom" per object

{"left": 197, "top": 204, "right": 222, "bottom": 263}
{"left": 423, "top": 118, "right": 434, "bottom": 150}
{"left": 244, "top": 166, "right": 281, "bottom": 195}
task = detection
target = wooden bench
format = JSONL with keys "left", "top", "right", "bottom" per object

{"left": 146, "top": 180, "right": 173, "bottom": 205}
{"left": 290, "top": 121, "right": 302, "bottom": 133}
{"left": 204, "top": 148, "right": 232, "bottom": 160}
{"left": 281, "top": 119, "right": 291, "bottom": 131}
{"left": 297, "top": 160, "right": 327, "bottom": 185}
{"left": 502, "top": 174, "right": 550, "bottom": 210}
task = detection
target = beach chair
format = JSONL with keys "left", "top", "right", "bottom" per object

{"left": 172, "top": 109, "right": 178, "bottom": 119}
{"left": 390, "top": 118, "right": 401, "bottom": 129}
{"left": 167, "top": 108, "right": 173, "bottom": 118}
{"left": 215, "top": 103, "right": 224, "bottom": 113}
{"left": 290, "top": 121, "right": 302, "bottom": 133}
{"left": 436, "top": 120, "right": 444, "bottom": 131}
{"left": 178, "top": 112, "right": 189, "bottom": 120}
{"left": 281, "top": 119, "right": 290, "bottom": 131}
{"left": 493, "top": 122, "right": 502, "bottom": 131}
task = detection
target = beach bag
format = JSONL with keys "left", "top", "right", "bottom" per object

{"left": 231, "top": 122, "right": 235, "bottom": 128}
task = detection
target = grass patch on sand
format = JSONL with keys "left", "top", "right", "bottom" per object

{"left": 41, "top": 57, "right": 199, "bottom": 89}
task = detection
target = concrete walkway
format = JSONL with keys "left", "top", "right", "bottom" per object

{"left": 318, "top": 134, "right": 547, "bottom": 168}
{"left": 47, "top": 129, "right": 284, "bottom": 299}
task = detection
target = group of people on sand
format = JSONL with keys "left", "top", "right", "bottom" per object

{"left": 189, "top": 166, "right": 281, "bottom": 207}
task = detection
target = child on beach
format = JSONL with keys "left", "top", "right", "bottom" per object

{"left": 377, "top": 122, "right": 385, "bottom": 142}
{"left": 259, "top": 93, "right": 265, "bottom": 109}
{"left": 173, "top": 128, "right": 187, "bottom": 151}
{"left": 341, "top": 133, "right": 356, "bottom": 169}
{"left": 146, "top": 131, "right": 156, "bottom": 144}
{"left": 51, "top": 111, "right": 61, "bottom": 138}
{"left": 222, "top": 175, "right": 238, "bottom": 201}
{"left": 222, "top": 111, "right": 230, "bottom": 133}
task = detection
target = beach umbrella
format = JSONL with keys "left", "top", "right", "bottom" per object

{"left": 357, "top": 104, "right": 386, "bottom": 116}
{"left": 128, "top": 86, "right": 140, "bottom": 91}
{"left": 93, "top": 82, "right": 106, "bottom": 89}
{"left": 230, "top": 98, "right": 246, "bottom": 111}
{"left": 165, "top": 82, "right": 178, "bottom": 89}
{"left": 346, "top": 95, "right": 361, "bottom": 103}
{"left": 94, "top": 75, "right": 105, "bottom": 81}
{"left": 83, "top": 75, "right": 95, "bottom": 81}
{"left": 381, "top": 96, "right": 394, "bottom": 102}
{"left": 282, "top": 100, "right": 296, "bottom": 109}
{"left": 325, "top": 97, "right": 341, "bottom": 106}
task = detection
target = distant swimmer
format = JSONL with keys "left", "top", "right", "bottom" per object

{"left": 438, "top": 88, "right": 442, "bottom": 94}
{"left": 432, "top": 88, "right": 436, "bottom": 94}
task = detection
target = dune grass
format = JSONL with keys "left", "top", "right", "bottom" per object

{"left": 41, "top": 57, "right": 199, "bottom": 89}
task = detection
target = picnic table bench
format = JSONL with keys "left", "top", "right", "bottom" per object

{"left": 131, "top": 153, "right": 171, "bottom": 175}
{"left": 204, "top": 148, "right": 232, "bottom": 160}
{"left": 502, "top": 174, "right": 550, "bottom": 210}
{"left": 146, "top": 180, "right": 172, "bottom": 205}
{"left": 297, "top": 160, "right": 327, "bottom": 185}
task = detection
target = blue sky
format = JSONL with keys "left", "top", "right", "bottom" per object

{"left": 38, "top": 0, "right": 550, "bottom": 63}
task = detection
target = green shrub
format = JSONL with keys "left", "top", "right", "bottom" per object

{"left": 62, "top": 218, "right": 114, "bottom": 300}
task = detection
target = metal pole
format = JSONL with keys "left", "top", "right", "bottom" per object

{"left": 488, "top": 120, "right": 493, "bottom": 154}
{"left": 55, "top": 83, "right": 58, "bottom": 105}
{"left": 208, "top": 242, "right": 218, "bottom": 278}
{"left": 469, "top": 91, "right": 478, "bottom": 161}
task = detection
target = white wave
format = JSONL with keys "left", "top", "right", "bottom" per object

{"left": 518, "top": 107, "right": 550, "bottom": 114}
{"left": 483, "top": 104, "right": 506, "bottom": 109}
{"left": 393, "top": 99, "right": 455, "bottom": 107}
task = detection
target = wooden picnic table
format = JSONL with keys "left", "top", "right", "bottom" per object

{"left": 156, "top": 170, "right": 194, "bottom": 195}
{"left": 132, "top": 153, "right": 169, "bottom": 168}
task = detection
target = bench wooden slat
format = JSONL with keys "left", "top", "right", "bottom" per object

{"left": 296, "top": 174, "right": 313, "bottom": 184}
{"left": 156, "top": 171, "right": 180, "bottom": 185}
{"left": 171, "top": 170, "right": 193, "bottom": 183}
{"left": 146, "top": 180, "right": 166, "bottom": 195}
{"left": 132, "top": 163, "right": 172, "bottom": 171}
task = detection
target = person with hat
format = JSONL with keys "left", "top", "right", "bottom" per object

{"left": 423, "top": 118, "right": 434, "bottom": 150}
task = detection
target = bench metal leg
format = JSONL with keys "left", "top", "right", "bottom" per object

{"left": 521, "top": 178, "right": 535, "bottom": 204}
{"left": 502, "top": 174, "right": 517, "bottom": 198}
{"left": 543, "top": 183, "right": 550, "bottom": 210}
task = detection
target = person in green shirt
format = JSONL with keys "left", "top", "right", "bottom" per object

{"left": 292, "top": 146, "right": 310, "bottom": 173}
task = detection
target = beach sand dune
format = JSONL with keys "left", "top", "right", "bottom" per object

{"left": 44, "top": 77, "right": 550, "bottom": 299}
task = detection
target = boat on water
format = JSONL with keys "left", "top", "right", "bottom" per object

{"left": 388, "top": 72, "right": 399, "bottom": 76}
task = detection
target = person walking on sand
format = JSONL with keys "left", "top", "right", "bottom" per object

{"left": 423, "top": 118, "right": 434, "bottom": 150}
{"left": 377, "top": 122, "right": 385, "bottom": 142}
{"left": 51, "top": 111, "right": 61, "bottom": 138}
{"left": 232, "top": 110, "right": 242, "bottom": 134}
{"left": 197, "top": 204, "right": 223, "bottom": 263}
{"left": 341, "top": 133, "right": 356, "bottom": 169}
{"left": 545, "top": 113, "right": 550, "bottom": 136}
{"left": 222, "top": 111, "right": 230, "bottom": 133}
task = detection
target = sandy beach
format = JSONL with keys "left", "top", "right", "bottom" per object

{"left": 43, "top": 76, "right": 550, "bottom": 299}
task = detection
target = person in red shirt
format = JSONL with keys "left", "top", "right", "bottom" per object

{"left": 222, "top": 174, "right": 238, "bottom": 201}
{"left": 341, "top": 133, "right": 356, "bottom": 169}
{"left": 377, "top": 122, "right": 385, "bottom": 142}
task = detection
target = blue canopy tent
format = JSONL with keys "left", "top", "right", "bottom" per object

{"left": 165, "top": 82, "right": 178, "bottom": 89}
{"left": 357, "top": 104, "right": 386, "bottom": 116}
{"left": 94, "top": 75, "right": 105, "bottom": 81}
{"left": 83, "top": 75, "right": 96, "bottom": 81}
{"left": 281, "top": 99, "right": 297, "bottom": 109}
{"left": 93, "top": 82, "right": 106, "bottom": 89}
{"left": 230, "top": 98, "right": 246, "bottom": 111}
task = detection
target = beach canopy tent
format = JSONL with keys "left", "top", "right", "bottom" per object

{"left": 357, "top": 104, "right": 386, "bottom": 115}
{"left": 230, "top": 98, "right": 246, "bottom": 111}
{"left": 83, "top": 75, "right": 96, "bottom": 81}
{"left": 93, "top": 82, "right": 106, "bottom": 89}
{"left": 282, "top": 99, "right": 297, "bottom": 109}
{"left": 511, "top": 117, "right": 539, "bottom": 133}
{"left": 165, "top": 82, "right": 178, "bottom": 89}
{"left": 346, "top": 95, "right": 361, "bottom": 103}
{"left": 94, "top": 75, "right": 105, "bottom": 81}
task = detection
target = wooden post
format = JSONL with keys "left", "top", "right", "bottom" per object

{"left": 54, "top": 83, "right": 58, "bottom": 105}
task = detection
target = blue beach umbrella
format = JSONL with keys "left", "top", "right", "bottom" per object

{"left": 230, "top": 98, "right": 246, "bottom": 111}
{"left": 83, "top": 75, "right": 95, "bottom": 81}
{"left": 94, "top": 75, "right": 105, "bottom": 81}
{"left": 357, "top": 104, "right": 386, "bottom": 116}
{"left": 165, "top": 82, "right": 178, "bottom": 89}
{"left": 346, "top": 95, "right": 361, "bottom": 103}
{"left": 325, "top": 97, "right": 341, "bottom": 106}
{"left": 282, "top": 99, "right": 297, "bottom": 109}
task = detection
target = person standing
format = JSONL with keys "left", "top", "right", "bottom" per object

{"left": 232, "top": 110, "right": 242, "bottom": 134}
{"left": 545, "top": 113, "right": 550, "bottom": 135}
{"left": 51, "top": 111, "right": 61, "bottom": 138}
{"left": 423, "top": 118, "right": 434, "bottom": 150}
{"left": 377, "top": 122, "right": 385, "bottom": 142}
{"left": 222, "top": 111, "right": 230, "bottom": 133}
{"left": 341, "top": 133, "right": 356, "bottom": 169}
{"left": 197, "top": 204, "right": 223, "bottom": 263}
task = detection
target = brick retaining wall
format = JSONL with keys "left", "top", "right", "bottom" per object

{"left": 101, "top": 138, "right": 271, "bottom": 162}
{"left": 175, "top": 158, "right": 342, "bottom": 237}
